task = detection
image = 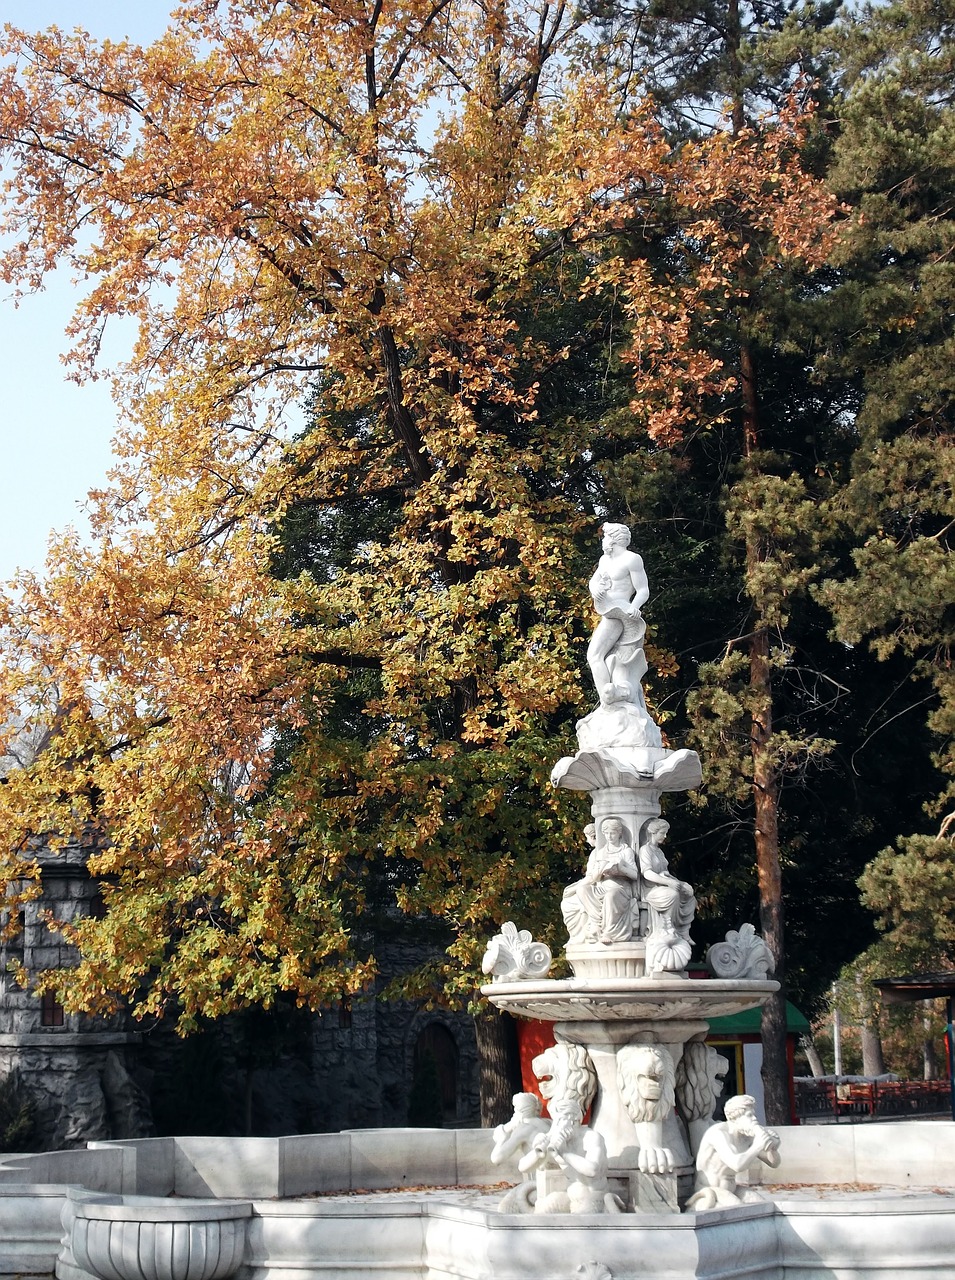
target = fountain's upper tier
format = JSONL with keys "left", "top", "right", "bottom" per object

{"left": 551, "top": 745, "right": 702, "bottom": 794}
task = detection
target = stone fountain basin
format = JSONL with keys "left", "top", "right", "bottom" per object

{"left": 482, "top": 976, "right": 779, "bottom": 1023}
{"left": 4, "top": 1126, "right": 955, "bottom": 1280}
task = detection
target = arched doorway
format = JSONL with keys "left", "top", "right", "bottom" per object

{"left": 410, "top": 1022, "right": 459, "bottom": 1124}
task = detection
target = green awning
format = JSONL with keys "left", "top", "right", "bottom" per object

{"left": 707, "top": 1000, "right": 810, "bottom": 1036}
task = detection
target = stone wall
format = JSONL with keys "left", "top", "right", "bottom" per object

{"left": 0, "top": 838, "right": 152, "bottom": 1150}
{"left": 0, "top": 843, "right": 481, "bottom": 1145}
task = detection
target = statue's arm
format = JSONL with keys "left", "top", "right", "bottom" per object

{"left": 517, "top": 1137, "right": 547, "bottom": 1174}
{"left": 490, "top": 1124, "right": 517, "bottom": 1164}
{"left": 559, "top": 1147, "right": 601, "bottom": 1181}
{"left": 705, "top": 1129, "right": 758, "bottom": 1175}
{"left": 628, "top": 554, "right": 650, "bottom": 610}
{"left": 638, "top": 847, "right": 672, "bottom": 886}
{"left": 757, "top": 1130, "right": 782, "bottom": 1169}
{"left": 619, "top": 848, "right": 641, "bottom": 881}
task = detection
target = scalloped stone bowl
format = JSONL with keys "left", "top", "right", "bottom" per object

{"left": 68, "top": 1193, "right": 251, "bottom": 1280}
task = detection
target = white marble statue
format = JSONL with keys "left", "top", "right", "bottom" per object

{"left": 639, "top": 818, "right": 695, "bottom": 973}
{"left": 587, "top": 523, "right": 649, "bottom": 708}
{"left": 561, "top": 817, "right": 641, "bottom": 945}
{"left": 706, "top": 923, "right": 774, "bottom": 980}
{"left": 518, "top": 1098, "right": 624, "bottom": 1214}
{"left": 482, "top": 921, "right": 553, "bottom": 982}
{"left": 573, "top": 523, "right": 664, "bottom": 755}
{"left": 686, "top": 1094, "right": 781, "bottom": 1210}
{"left": 676, "top": 1041, "right": 729, "bottom": 1158}
{"left": 551, "top": 521, "right": 700, "bottom": 790}
{"left": 617, "top": 1043, "right": 676, "bottom": 1175}
{"left": 491, "top": 1092, "right": 551, "bottom": 1213}
{"left": 491, "top": 1092, "right": 551, "bottom": 1168}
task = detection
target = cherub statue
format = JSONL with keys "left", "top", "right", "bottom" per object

{"left": 686, "top": 1094, "right": 781, "bottom": 1210}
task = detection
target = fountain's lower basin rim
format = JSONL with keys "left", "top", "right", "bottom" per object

{"left": 482, "top": 976, "right": 779, "bottom": 1022}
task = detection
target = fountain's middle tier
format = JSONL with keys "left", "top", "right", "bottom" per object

{"left": 484, "top": 975, "right": 778, "bottom": 1024}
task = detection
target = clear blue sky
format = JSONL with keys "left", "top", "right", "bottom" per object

{"left": 0, "top": 2, "right": 175, "bottom": 582}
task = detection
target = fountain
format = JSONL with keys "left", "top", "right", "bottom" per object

{"left": 3, "top": 523, "right": 955, "bottom": 1280}
{"left": 481, "top": 520, "right": 778, "bottom": 1214}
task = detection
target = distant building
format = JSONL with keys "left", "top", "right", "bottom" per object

{"left": 0, "top": 836, "right": 480, "bottom": 1149}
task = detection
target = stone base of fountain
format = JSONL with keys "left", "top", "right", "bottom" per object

{"left": 3, "top": 1127, "right": 955, "bottom": 1280}
{"left": 484, "top": 975, "right": 779, "bottom": 1207}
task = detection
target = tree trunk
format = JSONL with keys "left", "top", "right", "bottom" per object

{"left": 801, "top": 1035, "right": 826, "bottom": 1079}
{"left": 752, "top": 617, "right": 790, "bottom": 1126}
{"left": 861, "top": 1024, "right": 886, "bottom": 1077}
{"left": 742, "top": 336, "right": 791, "bottom": 1128}
{"left": 924, "top": 1010, "right": 939, "bottom": 1080}
{"left": 474, "top": 1008, "right": 523, "bottom": 1127}
{"left": 760, "top": 988, "right": 790, "bottom": 1124}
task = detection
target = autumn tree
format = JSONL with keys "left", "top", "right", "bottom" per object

{"left": 0, "top": 0, "right": 833, "bottom": 1110}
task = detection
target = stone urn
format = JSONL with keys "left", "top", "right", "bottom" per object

{"left": 64, "top": 1192, "right": 251, "bottom": 1280}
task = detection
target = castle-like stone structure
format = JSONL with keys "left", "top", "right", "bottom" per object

{"left": 0, "top": 837, "right": 479, "bottom": 1149}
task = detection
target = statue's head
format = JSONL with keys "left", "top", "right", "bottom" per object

{"left": 531, "top": 1044, "right": 598, "bottom": 1113}
{"left": 708, "top": 1049, "right": 730, "bottom": 1094}
{"left": 511, "top": 1092, "right": 542, "bottom": 1120}
{"left": 600, "top": 816, "right": 628, "bottom": 844}
{"left": 601, "top": 522, "right": 631, "bottom": 549}
{"left": 617, "top": 1043, "right": 677, "bottom": 1124}
{"left": 724, "top": 1094, "right": 758, "bottom": 1133}
{"left": 645, "top": 817, "right": 669, "bottom": 842}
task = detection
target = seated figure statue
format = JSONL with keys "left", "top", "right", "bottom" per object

{"left": 686, "top": 1094, "right": 781, "bottom": 1210}
{"left": 561, "top": 816, "right": 641, "bottom": 945}
{"left": 639, "top": 817, "right": 696, "bottom": 972}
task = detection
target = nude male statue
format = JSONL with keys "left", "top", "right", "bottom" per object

{"left": 686, "top": 1094, "right": 781, "bottom": 1210}
{"left": 518, "top": 1097, "right": 623, "bottom": 1214}
{"left": 490, "top": 1092, "right": 550, "bottom": 1168}
{"left": 586, "top": 523, "right": 649, "bottom": 707}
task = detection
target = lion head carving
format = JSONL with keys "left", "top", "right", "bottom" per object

{"left": 617, "top": 1043, "right": 676, "bottom": 1125}
{"left": 531, "top": 1043, "right": 597, "bottom": 1116}
{"left": 676, "top": 1041, "right": 728, "bottom": 1122}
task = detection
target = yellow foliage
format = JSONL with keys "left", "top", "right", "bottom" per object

{"left": 0, "top": 0, "right": 834, "bottom": 1022}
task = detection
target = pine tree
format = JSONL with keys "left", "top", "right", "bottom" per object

{"left": 584, "top": 0, "right": 847, "bottom": 1123}
{"left": 816, "top": 0, "right": 955, "bottom": 960}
